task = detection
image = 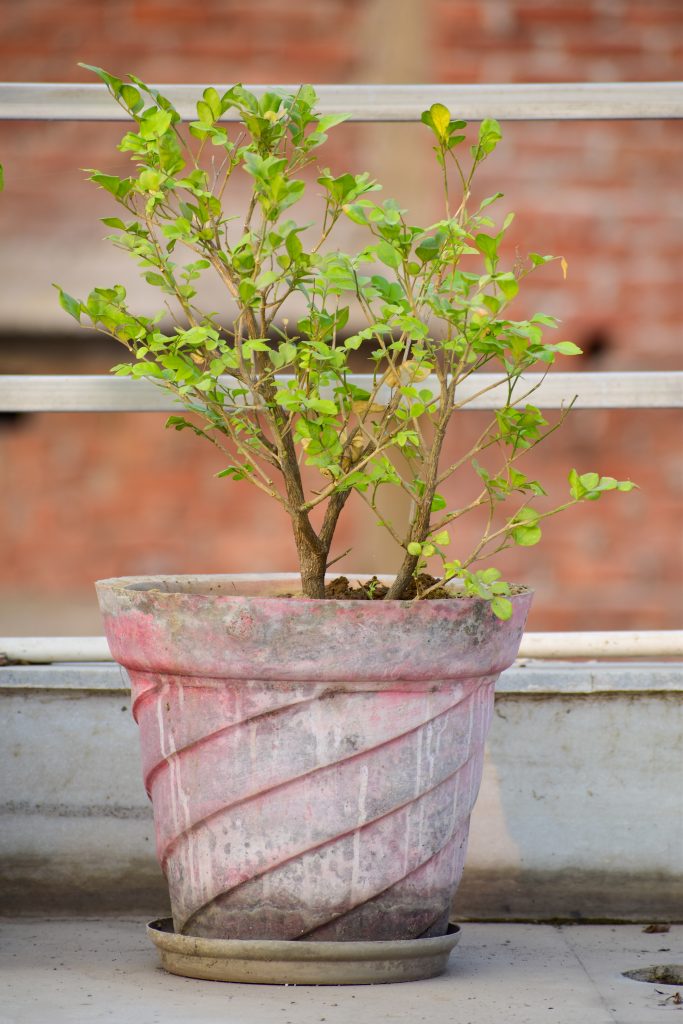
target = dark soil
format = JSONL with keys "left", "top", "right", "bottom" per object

{"left": 325, "top": 574, "right": 452, "bottom": 600}
{"left": 285, "top": 575, "right": 530, "bottom": 601}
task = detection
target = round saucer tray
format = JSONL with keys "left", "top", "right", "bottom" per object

{"left": 146, "top": 919, "right": 461, "bottom": 986}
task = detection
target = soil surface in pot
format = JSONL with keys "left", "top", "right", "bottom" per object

{"left": 321, "top": 575, "right": 528, "bottom": 601}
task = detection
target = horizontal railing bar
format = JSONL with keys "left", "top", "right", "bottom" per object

{"left": 2, "top": 632, "right": 681, "bottom": 664}
{"left": 1, "top": 638, "right": 113, "bottom": 663}
{"left": 1, "top": 372, "right": 681, "bottom": 413}
{"left": 0, "top": 82, "right": 682, "bottom": 122}
{"left": 518, "top": 632, "right": 683, "bottom": 661}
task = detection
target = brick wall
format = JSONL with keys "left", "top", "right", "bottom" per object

{"left": 0, "top": 0, "right": 681, "bottom": 633}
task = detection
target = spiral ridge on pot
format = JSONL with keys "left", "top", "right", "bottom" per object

{"left": 131, "top": 672, "right": 494, "bottom": 941}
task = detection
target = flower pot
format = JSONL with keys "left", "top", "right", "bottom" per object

{"left": 96, "top": 573, "right": 532, "bottom": 944}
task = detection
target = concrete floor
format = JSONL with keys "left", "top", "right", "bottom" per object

{"left": 0, "top": 919, "right": 681, "bottom": 1024}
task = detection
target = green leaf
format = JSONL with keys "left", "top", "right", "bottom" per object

{"left": 568, "top": 468, "right": 582, "bottom": 499}
{"left": 89, "top": 172, "right": 126, "bottom": 197}
{"left": 308, "top": 398, "right": 337, "bottom": 416}
{"left": 243, "top": 339, "right": 270, "bottom": 354}
{"left": 477, "top": 118, "right": 502, "bottom": 155}
{"left": 512, "top": 524, "right": 542, "bottom": 546}
{"left": 514, "top": 507, "right": 539, "bottom": 523}
{"left": 286, "top": 231, "right": 303, "bottom": 260}
{"left": 203, "top": 87, "right": 223, "bottom": 120}
{"left": 475, "top": 233, "right": 498, "bottom": 262}
{"left": 511, "top": 507, "right": 541, "bottom": 546}
{"left": 342, "top": 203, "right": 369, "bottom": 225}
{"left": 238, "top": 280, "right": 257, "bottom": 304}
{"left": 529, "top": 252, "right": 554, "bottom": 266}
{"left": 137, "top": 168, "right": 162, "bottom": 192}
{"left": 496, "top": 273, "right": 519, "bottom": 300}
{"left": 433, "top": 530, "right": 450, "bottom": 546}
{"left": 54, "top": 286, "right": 82, "bottom": 322}
{"left": 79, "top": 64, "right": 122, "bottom": 97}
{"left": 491, "top": 596, "right": 513, "bottom": 620}
{"left": 165, "top": 415, "right": 189, "bottom": 431}
{"left": 430, "top": 493, "right": 447, "bottom": 513}
{"left": 407, "top": 542, "right": 422, "bottom": 556}
{"left": 317, "top": 113, "right": 350, "bottom": 132}
{"left": 101, "top": 216, "right": 127, "bottom": 230}
{"left": 579, "top": 472, "right": 600, "bottom": 491}
{"left": 415, "top": 234, "right": 443, "bottom": 262}
{"left": 255, "top": 270, "right": 278, "bottom": 289}
{"left": 531, "top": 313, "right": 558, "bottom": 327}
{"left": 144, "top": 272, "right": 167, "bottom": 288}
{"left": 0, "top": 163, "right": 4, "bottom": 192}
{"left": 318, "top": 171, "right": 357, "bottom": 204}
{"left": 344, "top": 334, "right": 363, "bottom": 350}
{"left": 555, "top": 341, "right": 583, "bottom": 356}
{"left": 480, "top": 192, "right": 504, "bottom": 210}
{"left": 196, "top": 99, "right": 215, "bottom": 126}
{"left": 376, "top": 240, "right": 402, "bottom": 269}
{"left": 139, "top": 108, "right": 173, "bottom": 139}
{"left": 120, "top": 84, "right": 143, "bottom": 114}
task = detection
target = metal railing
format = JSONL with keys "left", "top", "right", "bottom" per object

{"left": 2, "top": 371, "right": 682, "bottom": 413}
{"left": 1, "top": 81, "right": 682, "bottom": 121}
{"left": 2, "top": 81, "right": 682, "bottom": 663}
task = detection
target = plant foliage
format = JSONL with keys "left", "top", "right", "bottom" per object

{"left": 57, "top": 72, "right": 634, "bottom": 609}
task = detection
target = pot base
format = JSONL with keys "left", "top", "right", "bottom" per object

{"left": 147, "top": 918, "right": 460, "bottom": 985}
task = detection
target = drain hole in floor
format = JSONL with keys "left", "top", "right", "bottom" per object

{"left": 623, "top": 965, "right": 683, "bottom": 985}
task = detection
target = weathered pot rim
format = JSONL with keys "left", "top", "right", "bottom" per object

{"left": 97, "top": 573, "right": 533, "bottom": 680}
{"left": 96, "top": 571, "right": 533, "bottom": 606}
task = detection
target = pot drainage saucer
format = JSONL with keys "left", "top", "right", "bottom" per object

{"left": 147, "top": 918, "right": 461, "bottom": 986}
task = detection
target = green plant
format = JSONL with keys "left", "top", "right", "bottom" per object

{"left": 57, "top": 69, "right": 634, "bottom": 613}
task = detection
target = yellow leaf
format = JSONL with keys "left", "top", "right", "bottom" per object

{"left": 430, "top": 103, "right": 451, "bottom": 140}
{"left": 263, "top": 108, "right": 286, "bottom": 123}
{"left": 384, "top": 359, "right": 431, "bottom": 388}
{"left": 352, "top": 400, "right": 385, "bottom": 416}
{"left": 560, "top": 257, "right": 568, "bottom": 280}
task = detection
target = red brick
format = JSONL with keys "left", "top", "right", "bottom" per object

{"left": 0, "top": 0, "right": 680, "bottom": 632}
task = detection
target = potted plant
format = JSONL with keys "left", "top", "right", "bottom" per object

{"left": 57, "top": 68, "right": 633, "bottom": 978}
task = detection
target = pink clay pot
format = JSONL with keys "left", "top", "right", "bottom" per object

{"left": 96, "top": 573, "right": 532, "bottom": 942}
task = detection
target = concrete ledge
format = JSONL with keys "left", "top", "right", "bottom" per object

{"left": 2, "top": 663, "right": 681, "bottom": 920}
{"left": 457, "top": 869, "right": 683, "bottom": 922}
{"left": 2, "top": 660, "right": 682, "bottom": 693}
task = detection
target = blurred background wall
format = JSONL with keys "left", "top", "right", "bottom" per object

{"left": 0, "top": 0, "right": 681, "bottom": 634}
